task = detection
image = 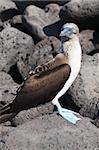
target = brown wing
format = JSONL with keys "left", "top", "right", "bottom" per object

{"left": 29, "top": 53, "right": 68, "bottom": 76}
{"left": 11, "top": 64, "right": 71, "bottom": 112}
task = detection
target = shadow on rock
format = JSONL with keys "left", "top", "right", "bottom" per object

{"left": 43, "top": 20, "right": 63, "bottom": 38}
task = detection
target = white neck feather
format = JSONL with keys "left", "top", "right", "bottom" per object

{"left": 52, "top": 36, "right": 82, "bottom": 105}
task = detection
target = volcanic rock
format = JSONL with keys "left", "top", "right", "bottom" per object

{"left": 0, "top": 27, "right": 34, "bottom": 80}
{"left": 59, "top": 0, "right": 99, "bottom": 29}
{"left": 79, "top": 30, "right": 99, "bottom": 55}
{"left": 13, "top": 0, "right": 70, "bottom": 11}
{"left": 0, "top": 72, "right": 19, "bottom": 107}
{"left": 11, "top": 102, "right": 54, "bottom": 126}
{"left": 69, "top": 54, "right": 99, "bottom": 121}
{"left": 0, "top": 0, "right": 19, "bottom": 22}
{"left": 0, "top": 114, "right": 99, "bottom": 150}
{"left": 22, "top": 5, "right": 62, "bottom": 41}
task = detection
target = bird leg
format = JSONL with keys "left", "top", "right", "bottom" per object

{"left": 52, "top": 98, "right": 81, "bottom": 124}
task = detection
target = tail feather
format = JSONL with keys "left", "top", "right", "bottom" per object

{"left": 0, "top": 102, "right": 13, "bottom": 116}
{"left": 0, "top": 113, "right": 16, "bottom": 124}
{"left": 0, "top": 102, "right": 12, "bottom": 111}
{"left": 0, "top": 106, "right": 11, "bottom": 115}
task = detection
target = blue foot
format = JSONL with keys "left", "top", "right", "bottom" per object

{"left": 58, "top": 107, "right": 81, "bottom": 124}
{"left": 53, "top": 101, "right": 81, "bottom": 124}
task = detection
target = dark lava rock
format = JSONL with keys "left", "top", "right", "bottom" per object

{"left": 0, "top": 114, "right": 99, "bottom": 150}
{"left": 11, "top": 102, "right": 54, "bottom": 126}
{"left": 0, "top": 72, "right": 19, "bottom": 107}
{"left": 0, "top": 0, "right": 19, "bottom": 22}
{"left": 79, "top": 30, "right": 99, "bottom": 55}
{"left": 44, "top": 3, "right": 61, "bottom": 22}
{"left": 22, "top": 5, "right": 62, "bottom": 41}
{"left": 0, "top": 27, "right": 34, "bottom": 80}
{"left": 18, "top": 36, "right": 61, "bottom": 79}
{"left": 0, "top": 19, "right": 3, "bottom": 31}
{"left": 0, "top": 0, "right": 17, "bottom": 12}
{"left": 11, "top": 15, "right": 22, "bottom": 25}
{"left": 13, "top": 0, "right": 70, "bottom": 11}
{"left": 69, "top": 54, "right": 99, "bottom": 121}
{"left": 11, "top": 15, "right": 31, "bottom": 37}
{"left": 0, "top": 26, "right": 60, "bottom": 82}
{"left": 59, "top": 0, "right": 99, "bottom": 29}
{"left": 24, "top": 36, "right": 61, "bottom": 72}
{"left": 93, "top": 118, "right": 99, "bottom": 128}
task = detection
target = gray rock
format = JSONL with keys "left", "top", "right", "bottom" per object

{"left": 44, "top": 3, "right": 61, "bottom": 22}
{"left": 11, "top": 102, "right": 54, "bottom": 126}
{"left": 59, "top": 0, "right": 99, "bottom": 29}
{"left": 69, "top": 54, "right": 99, "bottom": 120}
{"left": 0, "top": 27, "right": 60, "bottom": 81}
{"left": 0, "top": 19, "right": 3, "bottom": 31}
{"left": 0, "top": 0, "right": 17, "bottom": 12}
{"left": 28, "top": 37, "right": 61, "bottom": 68}
{"left": 18, "top": 36, "right": 60, "bottom": 78}
{"left": 11, "top": 15, "right": 31, "bottom": 38}
{"left": 0, "top": 0, "right": 18, "bottom": 22}
{"left": 11, "top": 15, "right": 22, "bottom": 25}
{"left": 93, "top": 118, "right": 99, "bottom": 128}
{"left": 0, "top": 114, "right": 99, "bottom": 150}
{"left": 0, "top": 72, "right": 19, "bottom": 107}
{"left": 0, "top": 34, "right": 60, "bottom": 105}
{"left": 0, "top": 27, "right": 34, "bottom": 79}
{"left": 13, "top": 0, "right": 70, "bottom": 11}
{"left": 22, "top": 5, "right": 62, "bottom": 41}
{"left": 79, "top": 30, "right": 99, "bottom": 55}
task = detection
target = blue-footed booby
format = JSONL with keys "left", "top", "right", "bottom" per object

{"left": 52, "top": 23, "right": 82, "bottom": 124}
{"left": 0, "top": 23, "right": 81, "bottom": 124}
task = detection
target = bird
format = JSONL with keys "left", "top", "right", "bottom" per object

{"left": 0, "top": 23, "right": 82, "bottom": 124}
{"left": 52, "top": 23, "right": 82, "bottom": 124}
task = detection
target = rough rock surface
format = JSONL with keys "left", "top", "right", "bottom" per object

{"left": 0, "top": 27, "right": 61, "bottom": 80}
{"left": 93, "top": 118, "right": 99, "bottom": 128}
{"left": 11, "top": 15, "right": 22, "bottom": 25}
{"left": 22, "top": 5, "right": 62, "bottom": 41}
{"left": 11, "top": 102, "right": 54, "bottom": 126}
{"left": 0, "top": 72, "right": 19, "bottom": 107}
{"left": 44, "top": 3, "right": 61, "bottom": 22}
{"left": 0, "top": 0, "right": 17, "bottom": 12}
{"left": 59, "top": 0, "right": 99, "bottom": 29}
{"left": 17, "top": 36, "right": 61, "bottom": 79}
{"left": 0, "top": 114, "right": 99, "bottom": 150}
{"left": 0, "top": 0, "right": 19, "bottom": 22}
{"left": 28, "top": 36, "right": 61, "bottom": 68}
{"left": 0, "top": 19, "right": 3, "bottom": 31}
{"left": 79, "top": 30, "right": 99, "bottom": 55}
{"left": 0, "top": 27, "right": 34, "bottom": 79}
{"left": 13, "top": 0, "right": 70, "bottom": 11}
{"left": 69, "top": 54, "right": 99, "bottom": 120}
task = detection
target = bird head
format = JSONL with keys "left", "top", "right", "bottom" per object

{"left": 60, "top": 23, "right": 79, "bottom": 41}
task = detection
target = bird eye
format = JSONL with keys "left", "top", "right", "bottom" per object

{"left": 72, "top": 28, "right": 76, "bottom": 34}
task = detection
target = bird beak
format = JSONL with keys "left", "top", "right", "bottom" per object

{"left": 59, "top": 27, "right": 74, "bottom": 38}
{"left": 59, "top": 31, "right": 65, "bottom": 37}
